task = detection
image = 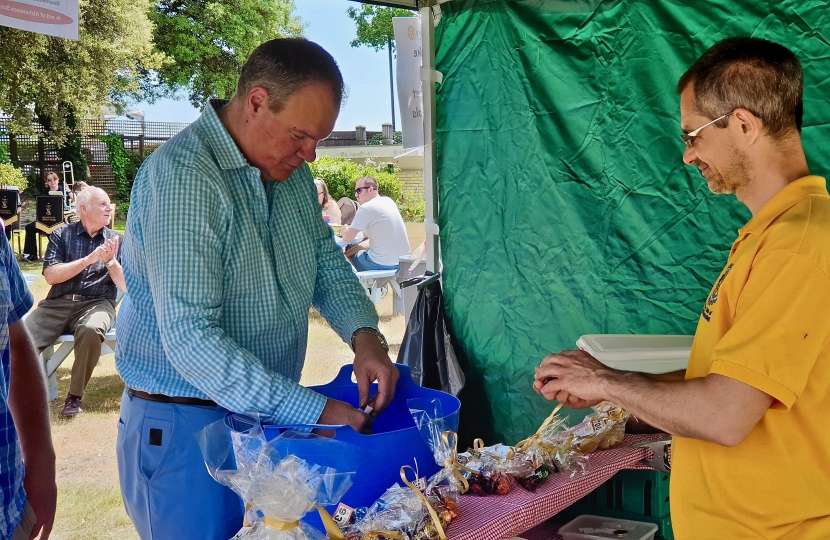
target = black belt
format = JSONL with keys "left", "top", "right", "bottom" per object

{"left": 128, "top": 388, "right": 218, "bottom": 407}
{"left": 59, "top": 294, "right": 99, "bottom": 302}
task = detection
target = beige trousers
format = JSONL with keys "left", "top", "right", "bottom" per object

{"left": 25, "top": 298, "right": 117, "bottom": 397}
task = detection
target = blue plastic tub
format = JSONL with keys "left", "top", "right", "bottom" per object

{"left": 260, "top": 364, "right": 460, "bottom": 532}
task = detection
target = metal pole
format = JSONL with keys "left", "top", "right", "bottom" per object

{"left": 388, "top": 38, "right": 396, "bottom": 132}
{"left": 420, "top": 7, "right": 439, "bottom": 273}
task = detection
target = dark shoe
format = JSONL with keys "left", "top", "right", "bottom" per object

{"left": 61, "top": 394, "right": 83, "bottom": 417}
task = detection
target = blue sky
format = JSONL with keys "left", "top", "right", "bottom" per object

{"left": 131, "top": 0, "right": 405, "bottom": 131}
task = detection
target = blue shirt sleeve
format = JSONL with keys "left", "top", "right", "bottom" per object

{"left": 1, "top": 237, "right": 33, "bottom": 323}
{"left": 139, "top": 164, "right": 327, "bottom": 425}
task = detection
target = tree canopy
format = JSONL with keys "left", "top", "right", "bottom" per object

{"left": 146, "top": 0, "right": 304, "bottom": 108}
{"left": 0, "top": 0, "right": 163, "bottom": 140}
{"left": 347, "top": 4, "right": 415, "bottom": 52}
{"left": 0, "top": 0, "right": 304, "bottom": 138}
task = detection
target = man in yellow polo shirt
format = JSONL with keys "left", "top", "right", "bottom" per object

{"left": 534, "top": 37, "right": 830, "bottom": 539}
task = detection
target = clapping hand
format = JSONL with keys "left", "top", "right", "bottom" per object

{"left": 100, "top": 237, "right": 119, "bottom": 265}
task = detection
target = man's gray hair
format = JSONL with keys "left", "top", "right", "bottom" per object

{"left": 76, "top": 186, "right": 105, "bottom": 209}
{"left": 236, "top": 38, "right": 345, "bottom": 113}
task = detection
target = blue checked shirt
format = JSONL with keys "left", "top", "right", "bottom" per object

{"left": 116, "top": 100, "right": 379, "bottom": 425}
{"left": 0, "top": 235, "right": 35, "bottom": 538}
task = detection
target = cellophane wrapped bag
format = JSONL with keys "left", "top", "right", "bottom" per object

{"left": 199, "top": 414, "right": 355, "bottom": 540}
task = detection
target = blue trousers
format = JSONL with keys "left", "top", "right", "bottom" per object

{"left": 352, "top": 251, "right": 399, "bottom": 272}
{"left": 116, "top": 389, "right": 243, "bottom": 539}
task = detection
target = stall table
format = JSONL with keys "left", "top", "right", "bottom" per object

{"left": 446, "top": 434, "right": 665, "bottom": 540}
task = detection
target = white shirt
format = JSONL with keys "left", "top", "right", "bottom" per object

{"left": 350, "top": 196, "right": 411, "bottom": 266}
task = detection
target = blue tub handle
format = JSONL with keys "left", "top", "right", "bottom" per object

{"left": 328, "top": 363, "right": 416, "bottom": 390}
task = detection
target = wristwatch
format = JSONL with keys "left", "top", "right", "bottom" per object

{"left": 351, "top": 327, "right": 389, "bottom": 352}
{"left": 106, "top": 259, "right": 117, "bottom": 267}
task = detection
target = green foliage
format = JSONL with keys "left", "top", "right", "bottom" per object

{"left": 98, "top": 133, "right": 132, "bottom": 202}
{"left": 146, "top": 0, "right": 304, "bottom": 108}
{"left": 25, "top": 171, "right": 41, "bottom": 194}
{"left": 56, "top": 132, "right": 89, "bottom": 183}
{"left": 346, "top": 5, "right": 415, "bottom": 52}
{"left": 0, "top": 0, "right": 163, "bottom": 141}
{"left": 309, "top": 155, "right": 403, "bottom": 204}
{"left": 367, "top": 131, "right": 402, "bottom": 145}
{"left": 399, "top": 190, "right": 425, "bottom": 222}
{"left": 0, "top": 163, "right": 27, "bottom": 190}
{"left": 309, "top": 155, "right": 360, "bottom": 201}
{"left": 0, "top": 143, "right": 9, "bottom": 164}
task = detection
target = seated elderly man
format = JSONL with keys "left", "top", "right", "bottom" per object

{"left": 25, "top": 186, "right": 125, "bottom": 417}
{"left": 341, "top": 176, "right": 410, "bottom": 271}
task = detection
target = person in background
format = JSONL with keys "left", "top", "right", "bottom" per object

{"left": 25, "top": 187, "right": 124, "bottom": 418}
{"left": 22, "top": 172, "right": 66, "bottom": 262}
{"left": 68, "top": 181, "right": 89, "bottom": 207}
{"left": 115, "top": 38, "right": 397, "bottom": 539}
{"left": 341, "top": 175, "right": 410, "bottom": 271}
{"left": 535, "top": 37, "right": 830, "bottom": 538}
{"left": 315, "top": 177, "right": 341, "bottom": 225}
{"left": 1, "top": 232, "right": 57, "bottom": 539}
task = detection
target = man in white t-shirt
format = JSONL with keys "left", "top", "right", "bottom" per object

{"left": 341, "top": 176, "right": 410, "bottom": 271}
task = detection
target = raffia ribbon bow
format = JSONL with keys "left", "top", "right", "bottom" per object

{"left": 440, "top": 431, "right": 473, "bottom": 494}
{"left": 244, "top": 501, "right": 345, "bottom": 540}
{"left": 400, "top": 465, "right": 447, "bottom": 540}
{"left": 514, "top": 402, "right": 564, "bottom": 453}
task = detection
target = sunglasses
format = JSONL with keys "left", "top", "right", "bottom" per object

{"left": 681, "top": 111, "right": 733, "bottom": 148}
{"left": 354, "top": 187, "right": 372, "bottom": 195}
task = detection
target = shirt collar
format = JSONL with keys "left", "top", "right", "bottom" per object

{"left": 737, "top": 175, "right": 827, "bottom": 238}
{"left": 73, "top": 221, "right": 112, "bottom": 238}
{"left": 197, "top": 99, "right": 250, "bottom": 171}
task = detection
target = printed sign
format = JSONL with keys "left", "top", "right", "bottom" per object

{"left": 0, "top": 0, "right": 79, "bottom": 40}
{"left": 393, "top": 17, "right": 424, "bottom": 150}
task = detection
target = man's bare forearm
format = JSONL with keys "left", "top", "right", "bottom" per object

{"left": 107, "top": 261, "right": 127, "bottom": 292}
{"left": 601, "top": 371, "right": 771, "bottom": 446}
{"left": 647, "top": 369, "right": 686, "bottom": 382}
{"left": 43, "top": 254, "right": 93, "bottom": 285}
{"left": 7, "top": 321, "right": 54, "bottom": 465}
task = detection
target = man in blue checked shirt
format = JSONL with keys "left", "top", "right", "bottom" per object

{"left": 0, "top": 236, "right": 57, "bottom": 539}
{"left": 115, "top": 38, "right": 400, "bottom": 539}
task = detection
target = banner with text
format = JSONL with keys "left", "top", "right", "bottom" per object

{"left": 0, "top": 0, "right": 78, "bottom": 39}
{"left": 393, "top": 17, "right": 424, "bottom": 150}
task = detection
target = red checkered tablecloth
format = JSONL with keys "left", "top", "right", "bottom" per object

{"left": 446, "top": 435, "right": 666, "bottom": 540}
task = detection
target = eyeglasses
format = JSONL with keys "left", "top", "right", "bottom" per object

{"left": 354, "top": 187, "right": 371, "bottom": 195}
{"left": 681, "top": 111, "right": 733, "bottom": 147}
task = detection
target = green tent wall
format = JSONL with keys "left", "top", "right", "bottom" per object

{"left": 434, "top": 0, "right": 830, "bottom": 445}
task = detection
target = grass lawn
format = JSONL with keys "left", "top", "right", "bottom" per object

{"left": 22, "top": 220, "right": 425, "bottom": 539}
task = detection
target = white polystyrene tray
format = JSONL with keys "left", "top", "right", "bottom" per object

{"left": 576, "top": 334, "right": 693, "bottom": 374}
{"left": 559, "top": 514, "right": 658, "bottom": 540}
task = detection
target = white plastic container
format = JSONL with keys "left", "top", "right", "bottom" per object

{"left": 576, "top": 334, "right": 693, "bottom": 374}
{"left": 559, "top": 514, "right": 658, "bottom": 540}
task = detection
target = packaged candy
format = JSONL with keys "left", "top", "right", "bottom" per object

{"left": 556, "top": 401, "right": 631, "bottom": 453}
{"left": 199, "top": 413, "right": 355, "bottom": 540}
{"left": 340, "top": 478, "right": 454, "bottom": 540}
{"left": 409, "top": 398, "right": 465, "bottom": 519}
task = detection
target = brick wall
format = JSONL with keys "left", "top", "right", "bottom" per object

{"left": 399, "top": 169, "right": 424, "bottom": 195}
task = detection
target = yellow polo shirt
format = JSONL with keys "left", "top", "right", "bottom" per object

{"left": 672, "top": 176, "right": 830, "bottom": 540}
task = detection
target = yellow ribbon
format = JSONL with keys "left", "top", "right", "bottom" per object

{"left": 515, "top": 402, "right": 564, "bottom": 453}
{"left": 440, "top": 431, "right": 473, "bottom": 494}
{"left": 244, "top": 501, "right": 345, "bottom": 540}
{"left": 400, "top": 465, "right": 447, "bottom": 540}
{"left": 473, "top": 438, "right": 515, "bottom": 462}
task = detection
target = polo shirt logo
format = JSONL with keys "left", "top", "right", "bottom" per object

{"left": 702, "top": 263, "right": 733, "bottom": 322}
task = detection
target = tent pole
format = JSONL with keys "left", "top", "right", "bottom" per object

{"left": 420, "top": 5, "right": 440, "bottom": 273}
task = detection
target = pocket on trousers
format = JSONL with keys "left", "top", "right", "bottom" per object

{"left": 139, "top": 417, "right": 173, "bottom": 481}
